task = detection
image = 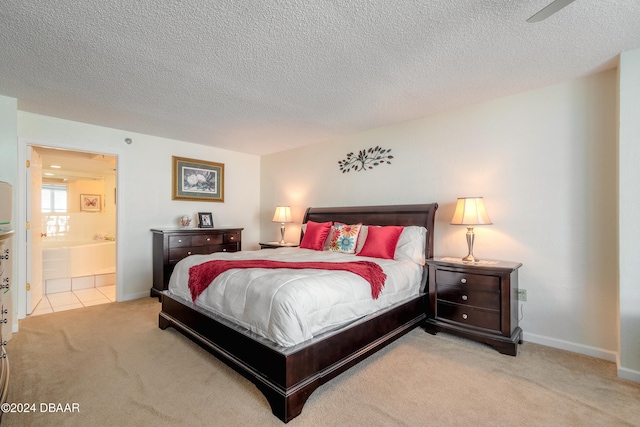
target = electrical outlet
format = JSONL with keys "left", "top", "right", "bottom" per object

{"left": 517, "top": 289, "right": 527, "bottom": 301}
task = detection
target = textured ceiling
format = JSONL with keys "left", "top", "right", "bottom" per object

{"left": 1, "top": 1, "right": 639, "bottom": 155}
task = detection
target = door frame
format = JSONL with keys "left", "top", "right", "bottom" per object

{"left": 16, "top": 138, "right": 121, "bottom": 323}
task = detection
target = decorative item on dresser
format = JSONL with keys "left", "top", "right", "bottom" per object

{"left": 150, "top": 228, "right": 242, "bottom": 299}
{"left": 425, "top": 257, "right": 523, "bottom": 356}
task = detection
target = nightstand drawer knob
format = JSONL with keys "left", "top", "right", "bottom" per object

{"left": 223, "top": 249, "right": 227, "bottom": 251}
{"left": 461, "top": 278, "right": 467, "bottom": 284}
{"left": 462, "top": 295, "right": 468, "bottom": 301}
{"left": 462, "top": 314, "right": 468, "bottom": 320}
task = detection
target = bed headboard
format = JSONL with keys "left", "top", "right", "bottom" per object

{"left": 301, "top": 203, "right": 438, "bottom": 260}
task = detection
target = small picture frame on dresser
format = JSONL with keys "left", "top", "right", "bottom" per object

{"left": 197, "top": 212, "right": 213, "bottom": 228}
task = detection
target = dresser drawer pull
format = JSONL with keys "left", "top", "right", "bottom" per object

{"left": 460, "top": 278, "right": 467, "bottom": 284}
{"left": 206, "top": 238, "right": 211, "bottom": 241}
{"left": 223, "top": 248, "right": 227, "bottom": 252}
{"left": 461, "top": 295, "right": 468, "bottom": 301}
{"left": 187, "top": 251, "right": 192, "bottom": 255}
{"left": 229, "top": 236, "right": 235, "bottom": 240}
{"left": 178, "top": 239, "right": 182, "bottom": 243}
{"left": 462, "top": 313, "right": 468, "bottom": 320}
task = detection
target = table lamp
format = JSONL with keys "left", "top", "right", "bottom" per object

{"left": 450, "top": 197, "right": 492, "bottom": 263}
{"left": 272, "top": 206, "right": 292, "bottom": 244}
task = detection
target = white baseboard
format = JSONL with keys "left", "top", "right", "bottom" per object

{"left": 617, "top": 366, "right": 640, "bottom": 383}
{"left": 523, "top": 331, "right": 618, "bottom": 363}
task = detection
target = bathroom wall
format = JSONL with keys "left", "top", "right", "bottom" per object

{"left": 42, "top": 178, "right": 116, "bottom": 241}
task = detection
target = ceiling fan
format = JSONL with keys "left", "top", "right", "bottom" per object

{"left": 527, "top": 0, "right": 577, "bottom": 23}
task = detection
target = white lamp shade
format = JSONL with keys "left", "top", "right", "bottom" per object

{"left": 450, "top": 197, "right": 493, "bottom": 225}
{"left": 272, "top": 206, "right": 292, "bottom": 223}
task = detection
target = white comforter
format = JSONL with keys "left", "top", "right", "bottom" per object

{"left": 167, "top": 247, "right": 423, "bottom": 347}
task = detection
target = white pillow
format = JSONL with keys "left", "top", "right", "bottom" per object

{"left": 356, "top": 225, "right": 427, "bottom": 265}
{"left": 395, "top": 226, "right": 427, "bottom": 265}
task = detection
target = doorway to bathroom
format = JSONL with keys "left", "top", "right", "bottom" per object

{"left": 26, "top": 145, "right": 117, "bottom": 316}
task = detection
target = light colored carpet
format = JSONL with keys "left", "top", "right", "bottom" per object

{"left": 3, "top": 297, "right": 640, "bottom": 426}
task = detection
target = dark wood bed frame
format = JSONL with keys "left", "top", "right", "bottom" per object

{"left": 159, "top": 203, "right": 438, "bottom": 422}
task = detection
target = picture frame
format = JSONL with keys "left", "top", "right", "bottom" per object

{"left": 80, "top": 194, "right": 101, "bottom": 212}
{"left": 198, "top": 212, "right": 214, "bottom": 228}
{"left": 172, "top": 156, "right": 224, "bottom": 202}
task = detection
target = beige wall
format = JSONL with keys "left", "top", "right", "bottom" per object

{"left": 261, "top": 70, "right": 620, "bottom": 365}
{"left": 67, "top": 180, "right": 105, "bottom": 212}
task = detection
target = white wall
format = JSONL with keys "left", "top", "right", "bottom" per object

{"left": 618, "top": 49, "right": 640, "bottom": 381}
{"left": 17, "top": 112, "right": 261, "bottom": 305}
{"left": 261, "top": 70, "right": 619, "bottom": 361}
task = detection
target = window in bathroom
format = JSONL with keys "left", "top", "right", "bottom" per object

{"left": 42, "top": 184, "right": 68, "bottom": 213}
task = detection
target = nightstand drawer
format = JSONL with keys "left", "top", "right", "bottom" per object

{"left": 169, "top": 246, "right": 209, "bottom": 262}
{"left": 169, "top": 235, "right": 192, "bottom": 247}
{"left": 437, "top": 286, "right": 500, "bottom": 309}
{"left": 437, "top": 301, "right": 500, "bottom": 332}
{"left": 192, "top": 234, "right": 223, "bottom": 246}
{"left": 436, "top": 269, "right": 499, "bottom": 291}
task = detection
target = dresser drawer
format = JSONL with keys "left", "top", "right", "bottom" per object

{"left": 212, "top": 243, "right": 240, "bottom": 253}
{"left": 192, "top": 234, "right": 223, "bottom": 246}
{"left": 169, "top": 235, "right": 192, "bottom": 247}
{"left": 437, "top": 286, "right": 500, "bottom": 310}
{"left": 224, "top": 232, "right": 240, "bottom": 244}
{"left": 435, "top": 269, "right": 499, "bottom": 292}
{"left": 169, "top": 246, "right": 209, "bottom": 262}
{"left": 437, "top": 301, "right": 500, "bottom": 332}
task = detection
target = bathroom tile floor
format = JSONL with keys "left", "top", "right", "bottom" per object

{"left": 30, "top": 285, "right": 116, "bottom": 316}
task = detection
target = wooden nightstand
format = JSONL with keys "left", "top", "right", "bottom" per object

{"left": 259, "top": 242, "right": 299, "bottom": 249}
{"left": 425, "top": 257, "right": 523, "bottom": 356}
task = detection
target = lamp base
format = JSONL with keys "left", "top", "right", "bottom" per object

{"left": 462, "top": 254, "right": 479, "bottom": 263}
{"left": 462, "top": 226, "right": 479, "bottom": 263}
{"left": 279, "top": 223, "right": 286, "bottom": 244}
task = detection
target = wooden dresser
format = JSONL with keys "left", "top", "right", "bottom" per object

{"left": 151, "top": 228, "right": 243, "bottom": 299}
{"left": 0, "top": 230, "right": 13, "bottom": 421}
{"left": 425, "top": 257, "right": 522, "bottom": 356}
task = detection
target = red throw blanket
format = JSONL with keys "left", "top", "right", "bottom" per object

{"left": 188, "top": 260, "right": 387, "bottom": 302}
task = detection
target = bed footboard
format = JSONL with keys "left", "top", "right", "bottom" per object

{"left": 159, "top": 292, "right": 426, "bottom": 422}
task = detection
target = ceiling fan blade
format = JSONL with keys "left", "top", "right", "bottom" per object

{"left": 527, "top": 0, "right": 577, "bottom": 23}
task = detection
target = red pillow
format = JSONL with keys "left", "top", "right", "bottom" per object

{"left": 300, "top": 221, "right": 332, "bottom": 250}
{"left": 357, "top": 225, "right": 404, "bottom": 259}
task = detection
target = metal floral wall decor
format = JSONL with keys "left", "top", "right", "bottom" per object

{"left": 338, "top": 146, "right": 393, "bottom": 173}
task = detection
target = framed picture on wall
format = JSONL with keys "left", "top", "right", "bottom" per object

{"left": 198, "top": 212, "right": 214, "bottom": 228}
{"left": 80, "top": 194, "right": 101, "bottom": 212}
{"left": 172, "top": 156, "right": 225, "bottom": 202}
